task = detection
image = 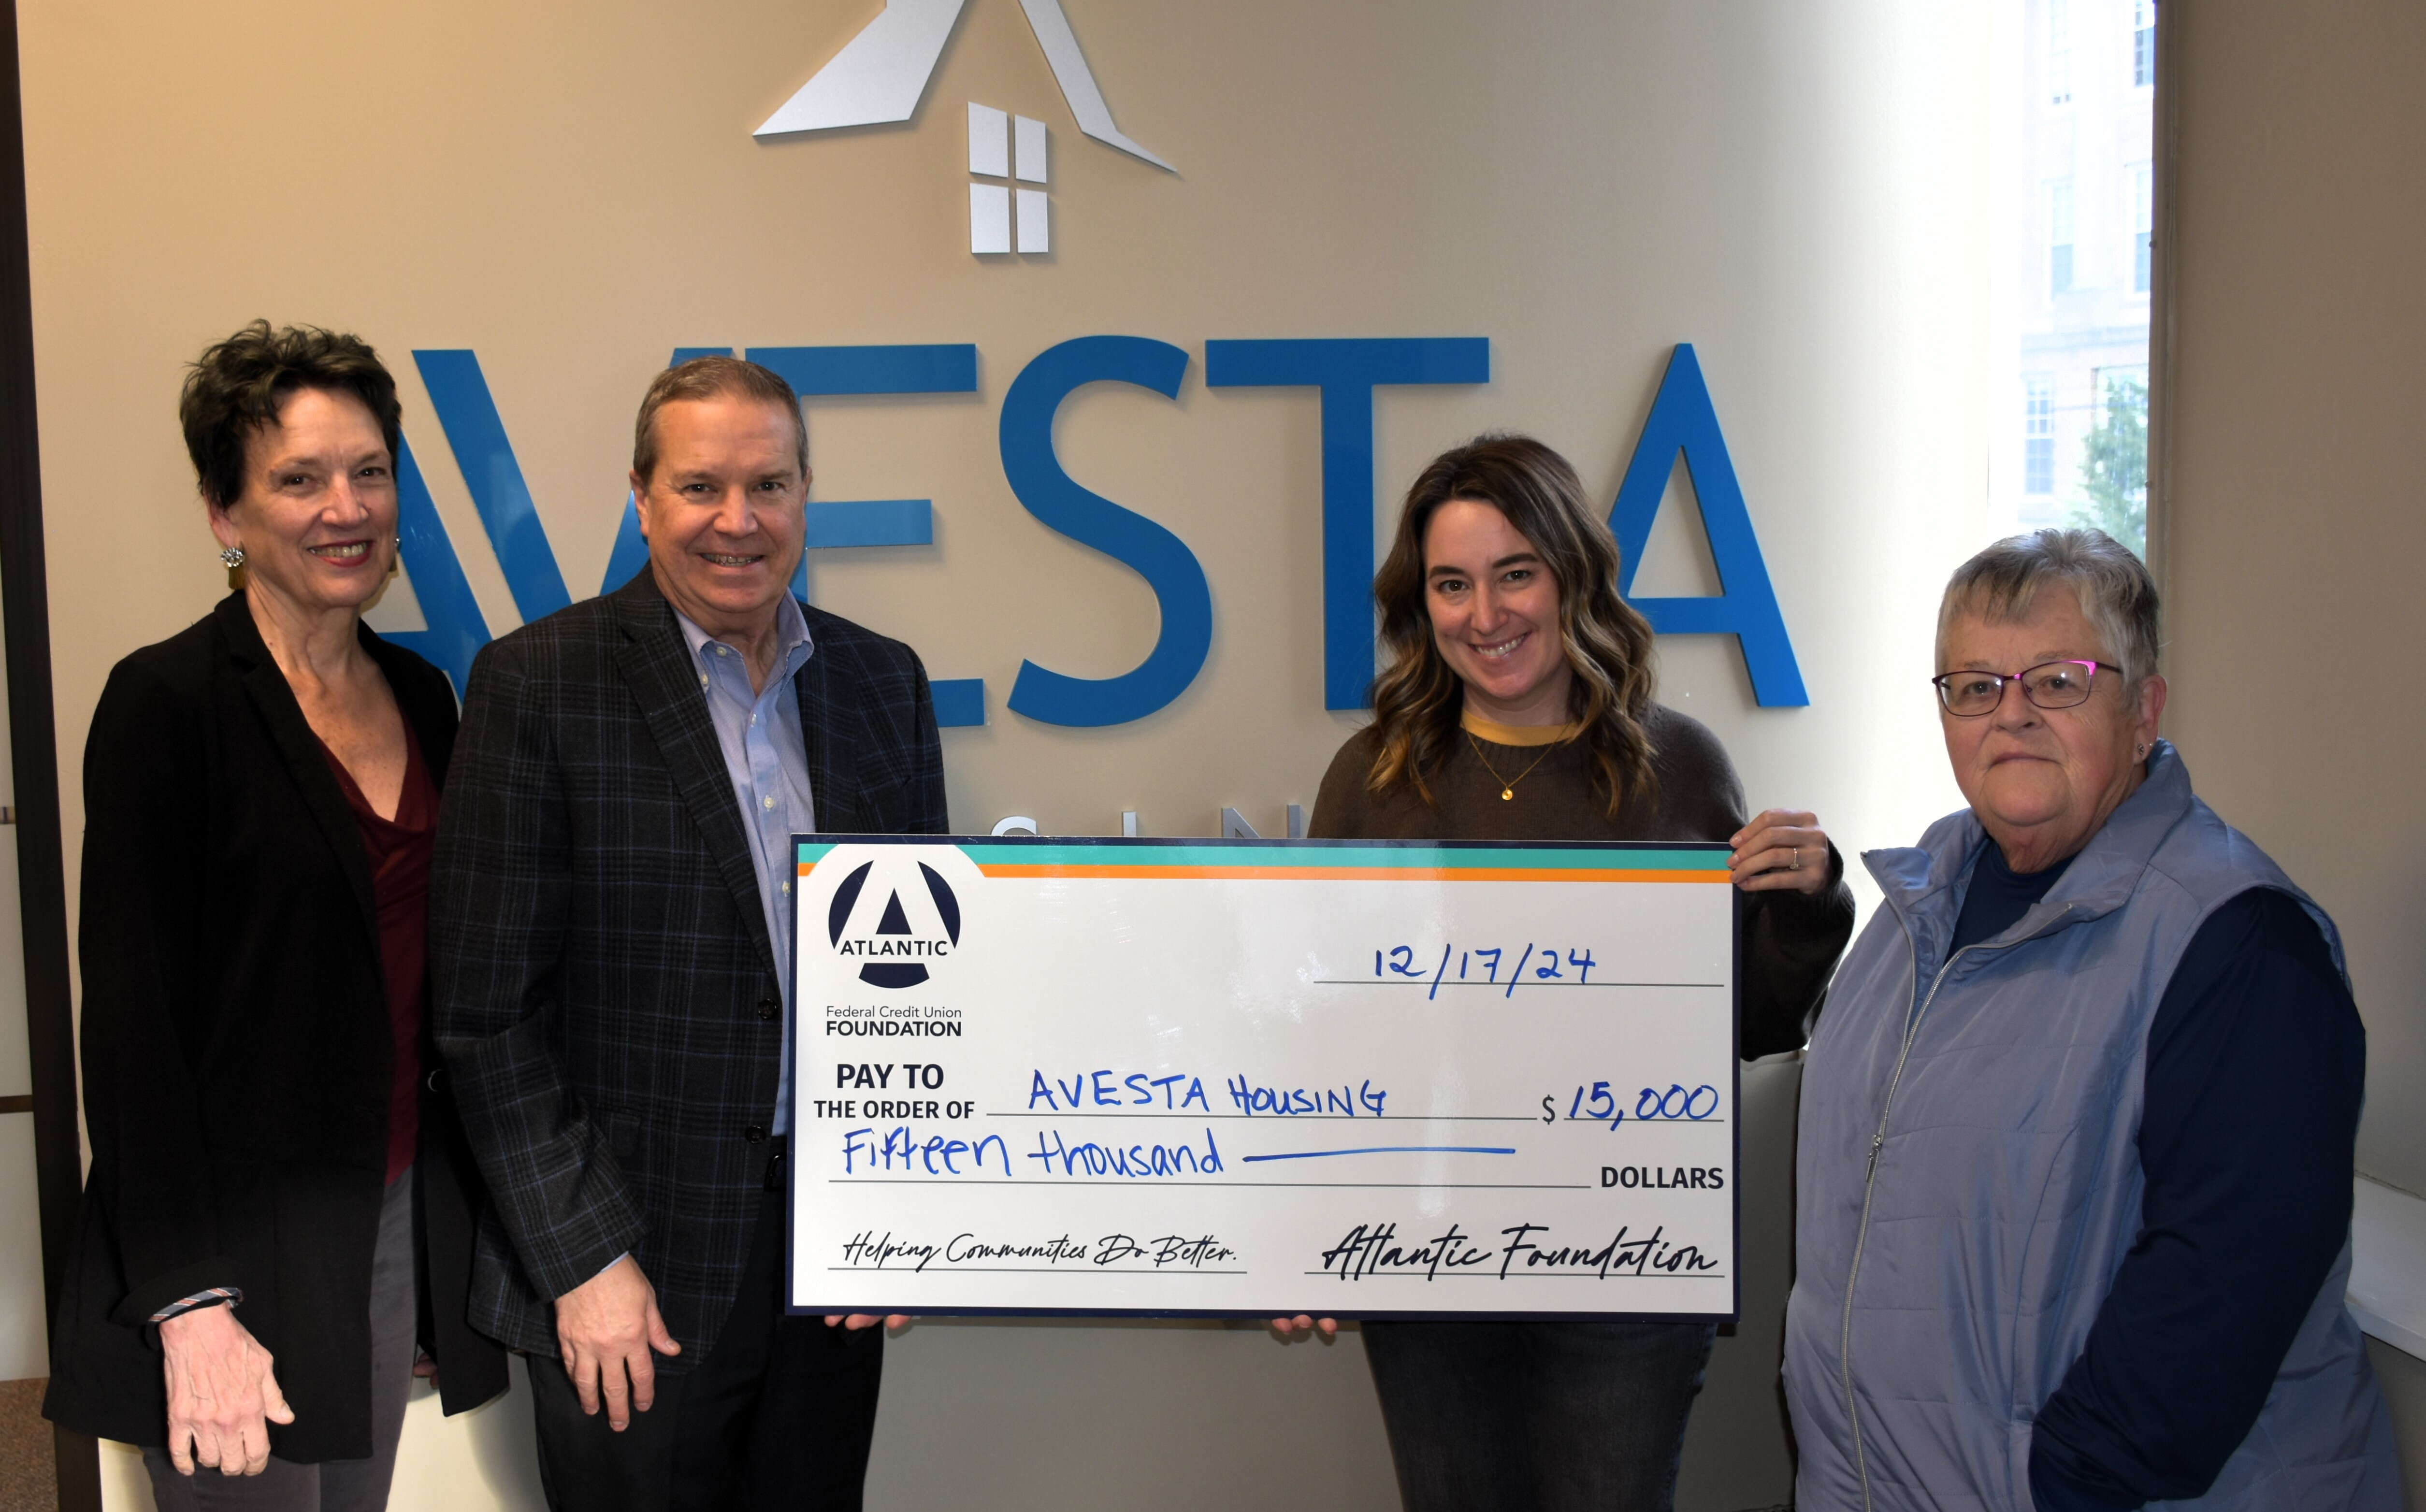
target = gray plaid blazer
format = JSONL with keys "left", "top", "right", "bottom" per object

{"left": 431, "top": 571, "right": 947, "bottom": 1359}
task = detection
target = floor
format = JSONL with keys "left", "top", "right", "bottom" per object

{"left": 0, "top": 1378, "right": 55, "bottom": 1512}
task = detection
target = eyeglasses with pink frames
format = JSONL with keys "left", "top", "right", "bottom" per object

{"left": 1930, "top": 659, "right": 2122, "bottom": 717}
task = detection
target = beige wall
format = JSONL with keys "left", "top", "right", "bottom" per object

{"left": 22, "top": 1, "right": 2011, "bottom": 1508}
{"left": 2161, "top": 0, "right": 2426, "bottom": 1201}
{"left": 2164, "top": 6, "right": 2426, "bottom": 1498}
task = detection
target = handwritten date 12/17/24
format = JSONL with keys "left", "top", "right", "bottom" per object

{"left": 1544, "top": 1082, "right": 1723, "bottom": 1128}
{"left": 1374, "top": 942, "right": 1598, "bottom": 996}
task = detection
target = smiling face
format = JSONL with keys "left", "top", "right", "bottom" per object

{"left": 631, "top": 394, "right": 809, "bottom": 646}
{"left": 1422, "top": 498, "right": 1573, "bottom": 724}
{"left": 207, "top": 387, "right": 399, "bottom": 619}
{"left": 1939, "top": 587, "right": 2166, "bottom": 871}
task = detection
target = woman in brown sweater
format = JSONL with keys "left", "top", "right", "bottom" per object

{"left": 1277, "top": 434, "right": 1854, "bottom": 1512}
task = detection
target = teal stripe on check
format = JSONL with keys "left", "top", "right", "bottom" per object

{"left": 951, "top": 844, "right": 1728, "bottom": 872}
{"left": 794, "top": 841, "right": 1727, "bottom": 871}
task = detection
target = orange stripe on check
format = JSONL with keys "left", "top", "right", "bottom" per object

{"left": 967, "top": 864, "right": 1729, "bottom": 883}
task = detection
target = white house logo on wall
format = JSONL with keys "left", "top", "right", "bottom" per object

{"left": 827, "top": 859, "right": 963, "bottom": 989}
{"left": 755, "top": 0, "right": 1174, "bottom": 256}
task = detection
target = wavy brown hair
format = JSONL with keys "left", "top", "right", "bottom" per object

{"left": 1365, "top": 433, "right": 1659, "bottom": 816}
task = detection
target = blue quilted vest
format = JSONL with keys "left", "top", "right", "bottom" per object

{"left": 1783, "top": 743, "right": 2401, "bottom": 1511}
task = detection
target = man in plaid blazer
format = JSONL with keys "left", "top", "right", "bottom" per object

{"left": 433, "top": 357, "right": 946, "bottom": 1510}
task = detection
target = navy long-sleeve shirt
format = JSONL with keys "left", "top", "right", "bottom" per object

{"left": 1946, "top": 845, "right": 2366, "bottom": 1512}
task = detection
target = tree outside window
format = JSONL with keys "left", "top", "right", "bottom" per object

{"left": 2070, "top": 372, "right": 2148, "bottom": 557}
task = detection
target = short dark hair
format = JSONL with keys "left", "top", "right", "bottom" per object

{"left": 631, "top": 356, "right": 808, "bottom": 484}
{"left": 180, "top": 321, "right": 402, "bottom": 511}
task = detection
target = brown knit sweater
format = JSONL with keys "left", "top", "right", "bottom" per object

{"left": 1310, "top": 703, "right": 1855, "bottom": 1058}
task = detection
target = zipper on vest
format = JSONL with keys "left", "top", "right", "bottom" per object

{"left": 1834, "top": 905, "right": 2074, "bottom": 1512}
{"left": 1836, "top": 932, "right": 1982, "bottom": 1512}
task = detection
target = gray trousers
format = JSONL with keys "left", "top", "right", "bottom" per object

{"left": 144, "top": 1168, "right": 417, "bottom": 1512}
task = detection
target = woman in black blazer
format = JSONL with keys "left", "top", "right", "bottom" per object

{"left": 42, "top": 323, "right": 505, "bottom": 1508}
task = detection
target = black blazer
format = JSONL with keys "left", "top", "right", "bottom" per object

{"left": 43, "top": 593, "right": 507, "bottom": 1461}
{"left": 431, "top": 571, "right": 947, "bottom": 1360}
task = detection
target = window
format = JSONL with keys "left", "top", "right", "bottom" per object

{"left": 2132, "top": 162, "right": 2153, "bottom": 293}
{"left": 2025, "top": 378, "right": 2055, "bottom": 495}
{"left": 2049, "top": 180, "right": 2075, "bottom": 294}
{"left": 967, "top": 102, "right": 1050, "bottom": 255}
{"left": 2049, "top": 0, "right": 2073, "bottom": 104}
{"left": 1997, "top": 0, "right": 2153, "bottom": 545}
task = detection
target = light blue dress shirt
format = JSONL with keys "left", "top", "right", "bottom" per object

{"left": 674, "top": 596, "right": 815, "bottom": 1136}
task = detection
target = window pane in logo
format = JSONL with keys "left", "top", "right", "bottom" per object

{"left": 1014, "top": 115, "right": 1047, "bottom": 184}
{"left": 1016, "top": 190, "right": 1050, "bottom": 254}
{"left": 970, "top": 184, "right": 1011, "bottom": 255}
{"left": 968, "top": 102, "right": 1009, "bottom": 177}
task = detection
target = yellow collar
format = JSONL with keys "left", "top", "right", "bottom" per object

{"left": 1460, "top": 710, "right": 1580, "bottom": 748}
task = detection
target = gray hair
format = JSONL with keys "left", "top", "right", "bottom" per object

{"left": 1935, "top": 528, "right": 2161, "bottom": 684}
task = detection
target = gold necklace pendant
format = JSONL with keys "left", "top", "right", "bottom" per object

{"left": 1468, "top": 730, "right": 1557, "bottom": 802}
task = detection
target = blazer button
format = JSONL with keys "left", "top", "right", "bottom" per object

{"left": 757, "top": 997, "right": 779, "bottom": 1022}
{"left": 424, "top": 1067, "right": 447, "bottom": 1094}
{"left": 744, "top": 1123, "right": 767, "bottom": 1143}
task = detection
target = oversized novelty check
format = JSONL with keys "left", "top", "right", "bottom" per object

{"left": 787, "top": 836, "right": 1739, "bottom": 1321}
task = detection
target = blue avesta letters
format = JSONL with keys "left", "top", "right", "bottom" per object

{"left": 998, "top": 336, "right": 1213, "bottom": 727}
{"left": 388, "top": 339, "right": 1799, "bottom": 720}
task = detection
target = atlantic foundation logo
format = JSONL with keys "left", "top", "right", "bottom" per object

{"left": 826, "top": 860, "right": 963, "bottom": 989}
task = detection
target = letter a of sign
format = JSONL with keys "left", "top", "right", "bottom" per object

{"left": 875, "top": 892, "right": 913, "bottom": 936}
{"left": 1609, "top": 345, "right": 1808, "bottom": 706}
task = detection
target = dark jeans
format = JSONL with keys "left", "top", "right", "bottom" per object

{"left": 1361, "top": 1319, "right": 1717, "bottom": 1512}
{"left": 527, "top": 1187, "right": 884, "bottom": 1512}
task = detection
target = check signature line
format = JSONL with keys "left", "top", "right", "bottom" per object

{"left": 825, "top": 1179, "right": 1593, "bottom": 1189}
{"left": 1297, "top": 1270, "right": 1731, "bottom": 1280}
{"left": 1240, "top": 1146, "right": 1518, "bottom": 1164}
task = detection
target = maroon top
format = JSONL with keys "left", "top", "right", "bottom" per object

{"left": 317, "top": 722, "right": 436, "bottom": 1183}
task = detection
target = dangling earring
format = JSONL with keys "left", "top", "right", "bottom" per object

{"left": 218, "top": 546, "right": 246, "bottom": 568}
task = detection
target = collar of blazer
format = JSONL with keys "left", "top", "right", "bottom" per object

{"left": 605, "top": 569, "right": 848, "bottom": 988}
{"left": 212, "top": 590, "right": 403, "bottom": 953}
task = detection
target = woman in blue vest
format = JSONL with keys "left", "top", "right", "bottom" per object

{"left": 1783, "top": 528, "right": 2402, "bottom": 1511}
